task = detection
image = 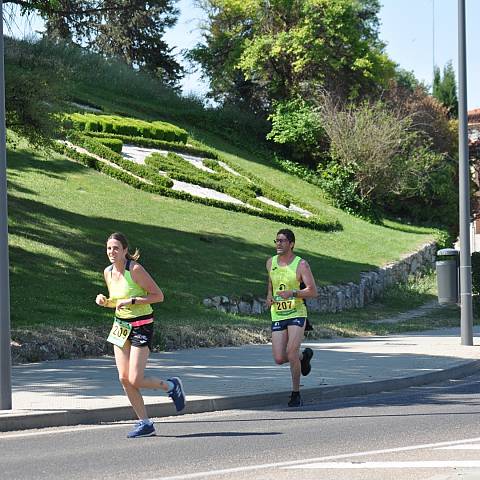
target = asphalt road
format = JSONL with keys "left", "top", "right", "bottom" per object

{"left": 3, "top": 372, "right": 480, "bottom": 480}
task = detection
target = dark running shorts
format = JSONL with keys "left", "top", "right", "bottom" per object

{"left": 128, "top": 323, "right": 154, "bottom": 350}
{"left": 271, "top": 317, "right": 306, "bottom": 332}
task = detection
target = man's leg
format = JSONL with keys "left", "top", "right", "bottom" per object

{"left": 271, "top": 329, "right": 289, "bottom": 365}
{"left": 286, "top": 323, "right": 306, "bottom": 392}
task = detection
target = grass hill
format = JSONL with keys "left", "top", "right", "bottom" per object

{"left": 6, "top": 38, "right": 448, "bottom": 360}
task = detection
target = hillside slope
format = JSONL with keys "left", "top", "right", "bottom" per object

{"left": 6, "top": 39, "right": 440, "bottom": 343}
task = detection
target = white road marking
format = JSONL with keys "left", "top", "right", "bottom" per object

{"left": 436, "top": 444, "right": 480, "bottom": 450}
{"left": 147, "top": 436, "right": 480, "bottom": 480}
{"left": 283, "top": 461, "right": 480, "bottom": 470}
{"left": 0, "top": 423, "right": 127, "bottom": 439}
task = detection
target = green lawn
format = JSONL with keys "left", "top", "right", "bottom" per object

{"left": 8, "top": 134, "right": 436, "bottom": 331}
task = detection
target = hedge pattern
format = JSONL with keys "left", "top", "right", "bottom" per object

{"left": 55, "top": 139, "right": 341, "bottom": 232}
{"left": 66, "top": 132, "right": 173, "bottom": 188}
{"left": 145, "top": 152, "right": 260, "bottom": 203}
{"left": 82, "top": 131, "right": 218, "bottom": 159}
{"left": 80, "top": 131, "right": 322, "bottom": 214}
{"left": 96, "top": 137, "right": 123, "bottom": 154}
{"left": 64, "top": 113, "right": 188, "bottom": 143}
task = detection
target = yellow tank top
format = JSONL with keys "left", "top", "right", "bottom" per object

{"left": 269, "top": 255, "right": 308, "bottom": 321}
{"left": 106, "top": 260, "right": 153, "bottom": 320}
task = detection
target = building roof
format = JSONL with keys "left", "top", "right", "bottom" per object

{"left": 469, "top": 108, "right": 480, "bottom": 123}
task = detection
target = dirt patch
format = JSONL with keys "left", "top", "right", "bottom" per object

{"left": 11, "top": 326, "right": 110, "bottom": 364}
{"left": 10, "top": 325, "right": 334, "bottom": 364}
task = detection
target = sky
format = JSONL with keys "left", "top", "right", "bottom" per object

{"left": 6, "top": 0, "right": 480, "bottom": 109}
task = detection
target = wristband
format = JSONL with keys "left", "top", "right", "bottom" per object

{"left": 131, "top": 298, "right": 136, "bottom": 305}
{"left": 292, "top": 290, "right": 297, "bottom": 298}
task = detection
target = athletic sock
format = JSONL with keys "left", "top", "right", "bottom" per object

{"left": 166, "top": 380, "right": 175, "bottom": 392}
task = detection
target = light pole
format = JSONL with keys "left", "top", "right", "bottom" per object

{"left": 0, "top": 0, "right": 12, "bottom": 409}
{"left": 457, "top": 0, "right": 474, "bottom": 346}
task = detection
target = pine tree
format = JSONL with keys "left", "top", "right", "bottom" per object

{"left": 432, "top": 61, "right": 458, "bottom": 118}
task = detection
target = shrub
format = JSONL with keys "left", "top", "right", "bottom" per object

{"left": 96, "top": 138, "right": 123, "bottom": 154}
{"left": 384, "top": 81, "right": 456, "bottom": 156}
{"left": 82, "top": 131, "right": 218, "bottom": 158}
{"left": 315, "top": 91, "right": 458, "bottom": 228}
{"left": 65, "top": 132, "right": 173, "bottom": 188}
{"left": 316, "top": 93, "right": 412, "bottom": 203}
{"left": 65, "top": 113, "right": 188, "bottom": 143}
{"left": 317, "top": 161, "right": 379, "bottom": 222}
{"left": 382, "top": 143, "right": 458, "bottom": 227}
{"left": 267, "top": 98, "right": 328, "bottom": 165}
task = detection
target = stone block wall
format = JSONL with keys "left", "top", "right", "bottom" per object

{"left": 202, "top": 242, "right": 437, "bottom": 316}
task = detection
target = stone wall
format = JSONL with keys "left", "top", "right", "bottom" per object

{"left": 202, "top": 242, "right": 437, "bottom": 315}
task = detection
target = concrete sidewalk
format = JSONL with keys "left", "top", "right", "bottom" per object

{"left": 1, "top": 327, "right": 480, "bottom": 432}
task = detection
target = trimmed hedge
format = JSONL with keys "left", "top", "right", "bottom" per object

{"left": 81, "top": 131, "right": 218, "bottom": 159}
{"left": 214, "top": 153, "right": 291, "bottom": 207}
{"left": 96, "top": 137, "right": 123, "bottom": 154}
{"left": 54, "top": 141, "right": 341, "bottom": 232}
{"left": 67, "top": 118, "right": 294, "bottom": 208}
{"left": 145, "top": 152, "right": 259, "bottom": 202}
{"left": 66, "top": 132, "right": 173, "bottom": 188}
{"left": 64, "top": 113, "right": 188, "bottom": 143}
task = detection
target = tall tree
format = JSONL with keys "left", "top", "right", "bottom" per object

{"left": 432, "top": 61, "right": 458, "bottom": 118}
{"left": 7, "top": 0, "right": 183, "bottom": 87}
{"left": 189, "top": 0, "right": 395, "bottom": 113}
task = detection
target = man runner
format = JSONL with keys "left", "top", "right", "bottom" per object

{"left": 266, "top": 228, "right": 318, "bottom": 407}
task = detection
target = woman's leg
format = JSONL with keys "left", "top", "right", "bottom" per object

{"left": 128, "top": 346, "right": 170, "bottom": 391}
{"left": 114, "top": 342, "right": 149, "bottom": 420}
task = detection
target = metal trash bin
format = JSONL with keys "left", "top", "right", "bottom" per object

{"left": 436, "top": 248, "right": 459, "bottom": 305}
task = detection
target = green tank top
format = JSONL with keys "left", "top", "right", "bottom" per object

{"left": 269, "top": 255, "right": 308, "bottom": 322}
{"left": 106, "top": 260, "right": 153, "bottom": 320}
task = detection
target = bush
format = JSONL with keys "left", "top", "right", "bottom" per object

{"left": 65, "top": 132, "right": 173, "bottom": 188}
{"left": 315, "top": 91, "right": 457, "bottom": 228}
{"left": 65, "top": 113, "right": 188, "bottom": 143}
{"left": 267, "top": 98, "right": 328, "bottom": 165}
{"left": 82, "top": 131, "right": 218, "bottom": 158}
{"left": 382, "top": 143, "right": 458, "bottom": 227}
{"left": 317, "top": 161, "right": 379, "bottom": 222}
{"left": 96, "top": 138, "right": 123, "bottom": 154}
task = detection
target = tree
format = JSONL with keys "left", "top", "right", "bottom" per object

{"left": 5, "top": 37, "right": 69, "bottom": 145}
{"left": 432, "top": 61, "right": 458, "bottom": 118}
{"left": 190, "top": 0, "right": 395, "bottom": 112}
{"left": 6, "top": 0, "right": 183, "bottom": 87}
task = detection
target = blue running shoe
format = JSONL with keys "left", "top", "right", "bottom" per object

{"left": 127, "top": 420, "right": 155, "bottom": 438}
{"left": 167, "top": 377, "right": 186, "bottom": 412}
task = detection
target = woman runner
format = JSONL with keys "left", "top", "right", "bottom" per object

{"left": 95, "top": 232, "right": 185, "bottom": 438}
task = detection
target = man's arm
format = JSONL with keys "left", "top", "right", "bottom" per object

{"left": 297, "top": 260, "right": 317, "bottom": 298}
{"left": 266, "top": 257, "right": 274, "bottom": 307}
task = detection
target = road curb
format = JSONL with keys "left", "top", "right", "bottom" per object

{"left": 2, "top": 359, "right": 480, "bottom": 432}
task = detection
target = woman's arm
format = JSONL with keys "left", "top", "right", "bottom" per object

{"left": 95, "top": 268, "right": 116, "bottom": 308}
{"left": 115, "top": 262, "right": 164, "bottom": 309}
